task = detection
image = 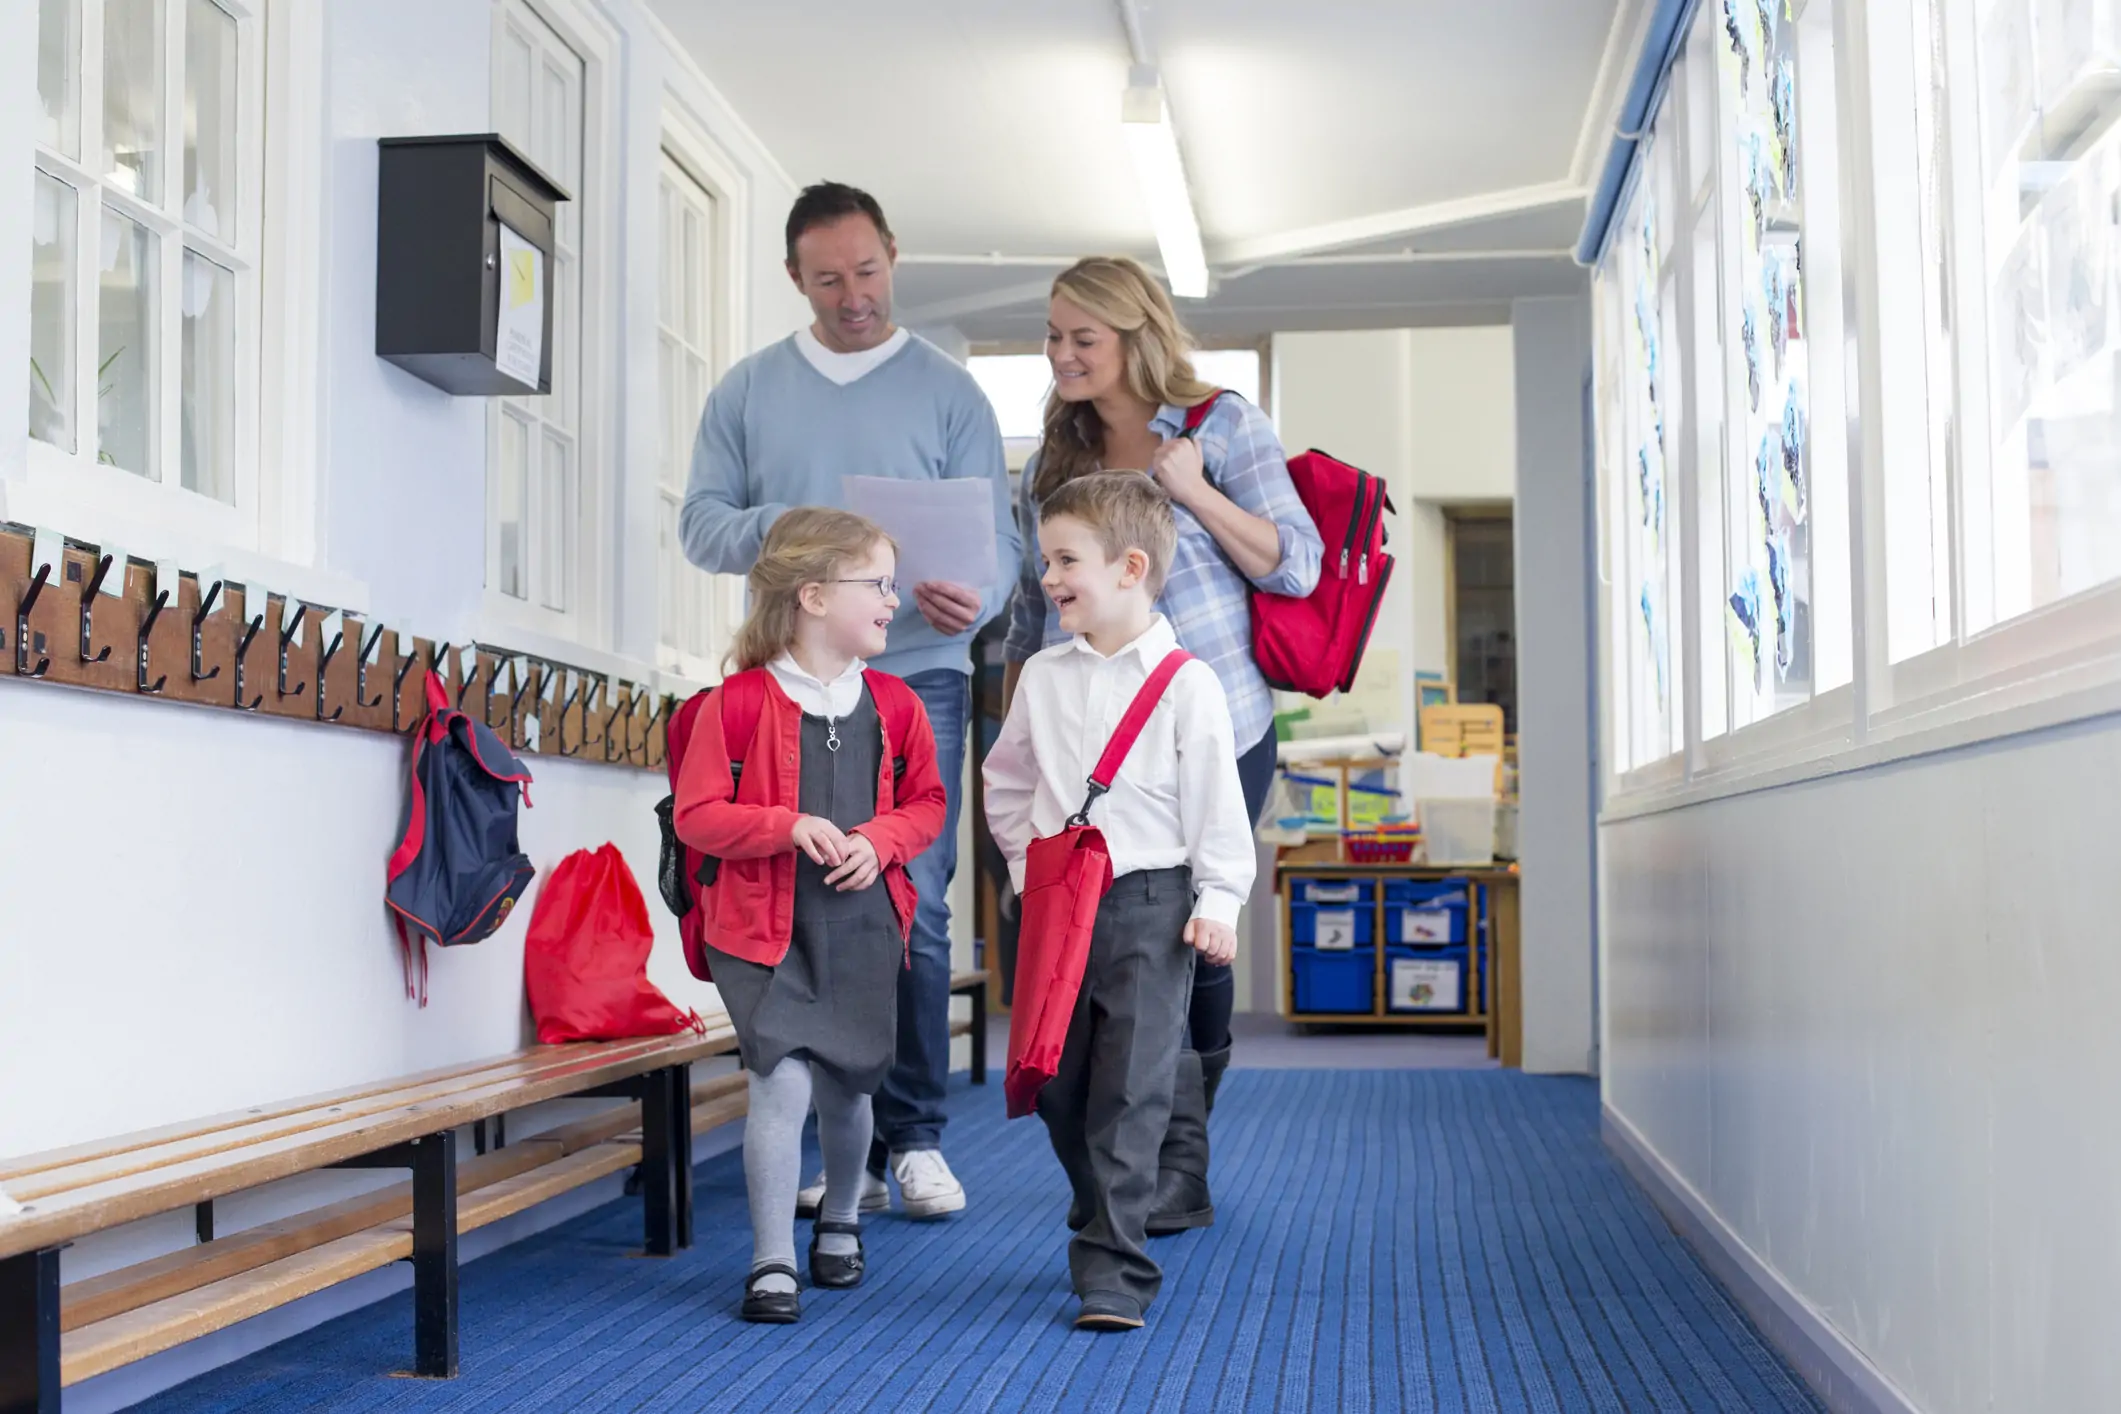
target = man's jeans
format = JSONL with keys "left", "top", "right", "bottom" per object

{"left": 869, "top": 668, "right": 966, "bottom": 1167}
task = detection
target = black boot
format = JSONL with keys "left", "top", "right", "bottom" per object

{"left": 1146, "top": 1048, "right": 1216, "bottom": 1235}
{"left": 1200, "top": 1043, "right": 1230, "bottom": 1113}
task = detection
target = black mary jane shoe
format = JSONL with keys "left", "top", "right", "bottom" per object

{"left": 741, "top": 1263, "right": 802, "bottom": 1324}
{"left": 808, "top": 1219, "right": 866, "bottom": 1289}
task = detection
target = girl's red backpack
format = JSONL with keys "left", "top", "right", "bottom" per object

{"left": 524, "top": 844, "right": 702, "bottom": 1044}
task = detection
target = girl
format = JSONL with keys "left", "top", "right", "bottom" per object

{"left": 674, "top": 508, "right": 947, "bottom": 1324}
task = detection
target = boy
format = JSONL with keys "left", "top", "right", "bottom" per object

{"left": 983, "top": 472, "right": 1255, "bottom": 1331}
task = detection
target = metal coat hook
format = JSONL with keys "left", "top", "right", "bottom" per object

{"left": 356, "top": 623, "right": 388, "bottom": 710}
{"left": 136, "top": 591, "right": 170, "bottom": 694}
{"left": 507, "top": 663, "right": 542, "bottom": 748}
{"left": 394, "top": 646, "right": 426, "bottom": 731}
{"left": 315, "top": 619, "right": 345, "bottom": 722}
{"left": 15, "top": 564, "right": 52, "bottom": 679}
{"left": 233, "top": 602, "right": 266, "bottom": 711}
{"left": 485, "top": 658, "right": 517, "bottom": 732}
{"left": 454, "top": 649, "right": 480, "bottom": 707}
{"left": 190, "top": 581, "right": 223, "bottom": 683}
{"left": 602, "top": 688, "right": 632, "bottom": 763}
{"left": 635, "top": 694, "right": 666, "bottom": 767}
{"left": 79, "top": 554, "right": 114, "bottom": 664}
{"left": 557, "top": 675, "right": 585, "bottom": 756}
{"left": 276, "top": 602, "right": 309, "bottom": 700}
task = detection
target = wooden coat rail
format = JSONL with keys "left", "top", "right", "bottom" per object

{"left": 0, "top": 528, "right": 674, "bottom": 771}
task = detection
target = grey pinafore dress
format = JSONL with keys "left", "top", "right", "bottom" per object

{"left": 705, "top": 686, "right": 903, "bottom": 1092}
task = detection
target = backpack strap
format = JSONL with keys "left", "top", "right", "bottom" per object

{"left": 715, "top": 669, "right": 770, "bottom": 776}
{"left": 1066, "top": 649, "right": 1195, "bottom": 827}
{"left": 1180, "top": 389, "right": 1229, "bottom": 438}
{"left": 863, "top": 669, "right": 920, "bottom": 779}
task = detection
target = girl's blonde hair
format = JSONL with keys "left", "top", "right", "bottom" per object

{"left": 728, "top": 507, "right": 895, "bottom": 673}
{"left": 1034, "top": 255, "right": 1218, "bottom": 498}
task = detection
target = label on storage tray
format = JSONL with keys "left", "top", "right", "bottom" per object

{"left": 1391, "top": 957, "right": 1462, "bottom": 1011}
{"left": 1399, "top": 908, "right": 1454, "bottom": 943}
{"left": 1313, "top": 909, "right": 1358, "bottom": 951}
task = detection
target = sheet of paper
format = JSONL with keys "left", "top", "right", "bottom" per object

{"left": 841, "top": 476, "right": 998, "bottom": 594}
{"left": 459, "top": 644, "right": 478, "bottom": 682}
{"left": 321, "top": 609, "right": 344, "bottom": 651}
{"left": 197, "top": 564, "right": 227, "bottom": 616}
{"left": 29, "top": 526, "right": 61, "bottom": 582}
{"left": 156, "top": 560, "right": 182, "bottom": 609}
{"left": 524, "top": 716, "right": 541, "bottom": 752}
{"left": 495, "top": 223, "right": 545, "bottom": 389}
{"left": 281, "top": 593, "right": 304, "bottom": 647}
{"left": 98, "top": 545, "right": 126, "bottom": 596}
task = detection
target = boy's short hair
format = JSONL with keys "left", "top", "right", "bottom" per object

{"left": 1040, "top": 472, "right": 1179, "bottom": 596}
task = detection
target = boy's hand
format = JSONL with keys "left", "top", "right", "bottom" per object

{"left": 791, "top": 815, "right": 850, "bottom": 867}
{"left": 1183, "top": 917, "right": 1238, "bottom": 966}
{"left": 825, "top": 831, "right": 882, "bottom": 892}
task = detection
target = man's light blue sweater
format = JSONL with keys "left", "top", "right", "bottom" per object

{"left": 679, "top": 333, "right": 1018, "bottom": 680}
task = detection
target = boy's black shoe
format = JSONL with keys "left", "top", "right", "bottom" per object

{"left": 1074, "top": 1291, "right": 1145, "bottom": 1332}
{"left": 808, "top": 1219, "right": 866, "bottom": 1289}
{"left": 741, "top": 1263, "right": 802, "bottom": 1324}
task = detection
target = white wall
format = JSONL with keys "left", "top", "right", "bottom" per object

{"left": 0, "top": 2, "right": 815, "bottom": 1356}
{"left": 1602, "top": 711, "right": 2121, "bottom": 1414}
{"left": 1512, "top": 294, "right": 1597, "bottom": 1076}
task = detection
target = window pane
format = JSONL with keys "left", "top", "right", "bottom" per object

{"left": 539, "top": 432, "right": 570, "bottom": 613}
{"left": 97, "top": 211, "right": 155, "bottom": 477}
{"left": 553, "top": 251, "right": 575, "bottom": 431}
{"left": 1622, "top": 180, "right": 1675, "bottom": 764}
{"left": 103, "top": 0, "right": 164, "bottom": 202}
{"left": 657, "top": 179, "right": 678, "bottom": 330}
{"left": 1192, "top": 349, "right": 1261, "bottom": 407}
{"left": 38, "top": 0, "right": 80, "bottom": 159}
{"left": 682, "top": 202, "right": 707, "bottom": 346}
{"left": 658, "top": 333, "right": 680, "bottom": 493}
{"left": 1966, "top": 0, "right": 2121, "bottom": 627}
{"left": 181, "top": 250, "right": 233, "bottom": 500}
{"left": 497, "top": 413, "right": 528, "bottom": 600}
{"left": 183, "top": 0, "right": 238, "bottom": 243}
{"left": 1718, "top": 0, "right": 1811, "bottom": 725}
{"left": 968, "top": 354, "right": 1054, "bottom": 440}
{"left": 495, "top": 23, "right": 533, "bottom": 157}
{"left": 30, "top": 172, "right": 77, "bottom": 453}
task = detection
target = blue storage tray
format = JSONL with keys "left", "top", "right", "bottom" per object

{"left": 1383, "top": 879, "right": 1470, "bottom": 944}
{"left": 1288, "top": 877, "right": 1374, "bottom": 906}
{"left": 1293, "top": 946, "right": 1375, "bottom": 1014}
{"left": 1290, "top": 900, "right": 1374, "bottom": 949}
{"left": 1382, "top": 879, "right": 1470, "bottom": 908}
{"left": 1386, "top": 944, "right": 1470, "bottom": 1013}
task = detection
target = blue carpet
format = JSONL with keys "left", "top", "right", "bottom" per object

{"left": 135, "top": 1071, "right": 1822, "bottom": 1413}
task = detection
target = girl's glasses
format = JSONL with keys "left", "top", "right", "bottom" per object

{"left": 833, "top": 576, "right": 898, "bottom": 599}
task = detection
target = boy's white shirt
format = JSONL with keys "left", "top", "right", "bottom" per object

{"left": 982, "top": 613, "right": 1255, "bottom": 926}
{"left": 767, "top": 651, "right": 866, "bottom": 717}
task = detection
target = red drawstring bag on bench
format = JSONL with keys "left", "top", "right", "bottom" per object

{"left": 1004, "top": 649, "right": 1193, "bottom": 1118}
{"left": 525, "top": 844, "right": 703, "bottom": 1044}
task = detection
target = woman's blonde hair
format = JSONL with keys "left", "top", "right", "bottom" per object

{"left": 1034, "top": 256, "right": 1218, "bottom": 498}
{"left": 728, "top": 507, "right": 895, "bottom": 673}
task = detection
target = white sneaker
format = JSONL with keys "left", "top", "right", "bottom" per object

{"left": 890, "top": 1148, "right": 967, "bottom": 1219}
{"left": 795, "top": 1168, "right": 890, "bottom": 1219}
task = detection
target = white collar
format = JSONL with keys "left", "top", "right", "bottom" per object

{"left": 1067, "top": 613, "right": 1176, "bottom": 664}
{"left": 794, "top": 326, "right": 910, "bottom": 385}
{"left": 770, "top": 650, "right": 864, "bottom": 691}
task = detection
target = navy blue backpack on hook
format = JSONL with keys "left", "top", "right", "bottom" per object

{"left": 386, "top": 669, "right": 536, "bottom": 1005}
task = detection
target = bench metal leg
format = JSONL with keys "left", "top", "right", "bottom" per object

{"left": 640, "top": 1066, "right": 677, "bottom": 1257}
{"left": 970, "top": 979, "right": 990, "bottom": 1085}
{"left": 410, "top": 1130, "right": 459, "bottom": 1379}
{"left": 0, "top": 1248, "right": 60, "bottom": 1414}
{"left": 670, "top": 1063, "right": 694, "bottom": 1250}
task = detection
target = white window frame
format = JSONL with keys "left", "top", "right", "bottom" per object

{"left": 9, "top": 0, "right": 352, "bottom": 605}
{"left": 1597, "top": 0, "right": 2121, "bottom": 821}
{"left": 655, "top": 107, "right": 747, "bottom": 686}
{"left": 480, "top": 0, "right": 617, "bottom": 653}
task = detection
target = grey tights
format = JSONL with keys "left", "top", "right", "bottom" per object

{"left": 743, "top": 1057, "right": 873, "bottom": 1295}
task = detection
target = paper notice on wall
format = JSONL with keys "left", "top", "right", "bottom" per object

{"left": 1339, "top": 646, "right": 1400, "bottom": 736}
{"left": 495, "top": 223, "right": 545, "bottom": 389}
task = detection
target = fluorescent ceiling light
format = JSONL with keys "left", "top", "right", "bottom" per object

{"left": 1121, "top": 71, "right": 1209, "bottom": 298}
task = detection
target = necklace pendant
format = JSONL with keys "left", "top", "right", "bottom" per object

{"left": 826, "top": 718, "right": 840, "bottom": 752}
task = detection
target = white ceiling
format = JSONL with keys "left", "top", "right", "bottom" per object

{"left": 648, "top": 0, "right": 1637, "bottom": 339}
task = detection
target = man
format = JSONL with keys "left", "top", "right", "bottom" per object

{"left": 681, "top": 182, "right": 1016, "bottom": 1219}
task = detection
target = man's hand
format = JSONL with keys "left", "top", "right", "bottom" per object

{"left": 790, "top": 815, "right": 850, "bottom": 868}
{"left": 913, "top": 580, "right": 983, "bottom": 636}
{"left": 825, "top": 831, "right": 883, "bottom": 892}
{"left": 1149, "top": 436, "right": 1208, "bottom": 507}
{"left": 1183, "top": 917, "right": 1238, "bottom": 966}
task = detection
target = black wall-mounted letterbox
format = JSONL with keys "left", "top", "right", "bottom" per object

{"left": 375, "top": 133, "right": 571, "bottom": 397}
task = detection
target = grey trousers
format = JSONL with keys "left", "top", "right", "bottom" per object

{"left": 1036, "top": 866, "right": 1196, "bottom": 1311}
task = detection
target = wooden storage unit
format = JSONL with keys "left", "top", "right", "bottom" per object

{"left": 1275, "top": 848, "right": 1523, "bottom": 1066}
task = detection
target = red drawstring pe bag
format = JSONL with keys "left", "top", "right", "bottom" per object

{"left": 1005, "top": 650, "right": 1193, "bottom": 1118}
{"left": 524, "top": 844, "right": 704, "bottom": 1044}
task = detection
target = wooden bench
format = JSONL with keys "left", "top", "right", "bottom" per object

{"left": 0, "top": 1025, "right": 738, "bottom": 1411}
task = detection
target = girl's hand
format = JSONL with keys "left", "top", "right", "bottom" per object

{"left": 1183, "top": 917, "right": 1238, "bottom": 966}
{"left": 1149, "top": 436, "right": 1208, "bottom": 506}
{"left": 825, "top": 831, "right": 882, "bottom": 891}
{"left": 791, "top": 815, "right": 850, "bottom": 867}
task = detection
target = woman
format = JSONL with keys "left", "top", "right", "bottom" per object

{"left": 1002, "top": 255, "right": 1322, "bottom": 1235}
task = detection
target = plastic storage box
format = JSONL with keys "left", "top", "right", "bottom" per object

{"left": 1293, "top": 946, "right": 1375, "bottom": 1014}
{"left": 1417, "top": 797, "right": 1497, "bottom": 866}
{"left": 1387, "top": 945, "right": 1469, "bottom": 1013}
{"left": 1383, "top": 879, "right": 1469, "bottom": 944}
{"left": 1290, "top": 900, "right": 1373, "bottom": 951}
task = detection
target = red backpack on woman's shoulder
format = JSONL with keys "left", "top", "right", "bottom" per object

{"left": 1184, "top": 391, "right": 1395, "bottom": 698}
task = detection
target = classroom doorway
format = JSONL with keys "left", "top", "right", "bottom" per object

{"left": 1445, "top": 509, "right": 1517, "bottom": 733}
